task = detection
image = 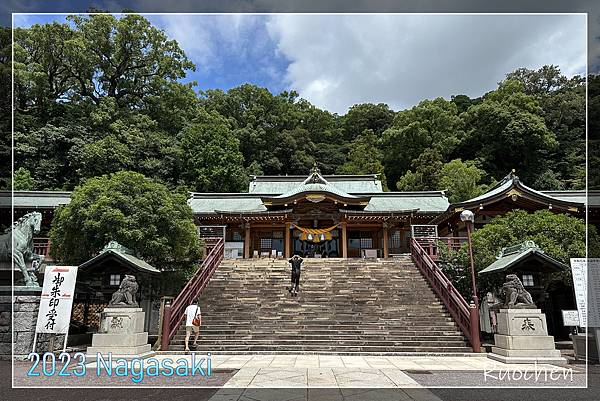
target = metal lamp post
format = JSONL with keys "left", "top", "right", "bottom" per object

{"left": 460, "top": 209, "right": 481, "bottom": 352}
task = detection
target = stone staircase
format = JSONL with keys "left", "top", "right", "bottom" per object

{"left": 169, "top": 256, "right": 472, "bottom": 354}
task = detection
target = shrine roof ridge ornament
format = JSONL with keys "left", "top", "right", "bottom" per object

{"left": 498, "top": 240, "right": 541, "bottom": 258}
{"left": 262, "top": 165, "right": 371, "bottom": 204}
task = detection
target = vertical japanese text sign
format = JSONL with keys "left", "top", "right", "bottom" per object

{"left": 35, "top": 266, "right": 78, "bottom": 334}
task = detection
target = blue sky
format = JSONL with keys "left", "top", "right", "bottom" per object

{"left": 13, "top": 14, "right": 291, "bottom": 96}
{"left": 13, "top": 13, "right": 587, "bottom": 114}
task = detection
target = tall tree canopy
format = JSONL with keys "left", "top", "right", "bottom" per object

{"left": 337, "top": 129, "right": 388, "bottom": 189}
{"left": 382, "top": 98, "right": 464, "bottom": 189}
{"left": 460, "top": 80, "right": 558, "bottom": 184}
{"left": 49, "top": 171, "right": 201, "bottom": 266}
{"left": 179, "top": 110, "right": 247, "bottom": 192}
{"left": 342, "top": 103, "right": 395, "bottom": 141}
{"left": 6, "top": 14, "right": 587, "bottom": 198}
{"left": 14, "top": 15, "right": 194, "bottom": 113}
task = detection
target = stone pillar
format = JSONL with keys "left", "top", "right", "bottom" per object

{"left": 488, "top": 308, "right": 566, "bottom": 364}
{"left": 341, "top": 222, "right": 348, "bottom": 259}
{"left": 1, "top": 288, "right": 66, "bottom": 359}
{"left": 244, "top": 223, "right": 251, "bottom": 259}
{"left": 382, "top": 224, "right": 389, "bottom": 259}
{"left": 87, "top": 307, "right": 154, "bottom": 361}
{"left": 285, "top": 222, "right": 291, "bottom": 258}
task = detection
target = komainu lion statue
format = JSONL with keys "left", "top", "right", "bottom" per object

{"left": 109, "top": 274, "right": 139, "bottom": 307}
{"left": 501, "top": 273, "right": 535, "bottom": 308}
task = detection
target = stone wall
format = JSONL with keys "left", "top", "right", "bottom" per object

{"left": 0, "top": 289, "right": 65, "bottom": 360}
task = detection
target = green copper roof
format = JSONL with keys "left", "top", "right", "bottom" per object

{"left": 541, "top": 190, "right": 600, "bottom": 207}
{"left": 249, "top": 174, "right": 384, "bottom": 194}
{"left": 0, "top": 191, "right": 71, "bottom": 208}
{"left": 188, "top": 195, "right": 267, "bottom": 213}
{"left": 365, "top": 193, "right": 449, "bottom": 213}
{"left": 79, "top": 241, "right": 160, "bottom": 274}
{"left": 479, "top": 240, "right": 565, "bottom": 275}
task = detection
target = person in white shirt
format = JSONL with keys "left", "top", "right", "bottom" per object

{"left": 184, "top": 300, "right": 201, "bottom": 351}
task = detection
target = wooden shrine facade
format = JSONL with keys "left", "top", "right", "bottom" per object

{"left": 190, "top": 167, "right": 446, "bottom": 259}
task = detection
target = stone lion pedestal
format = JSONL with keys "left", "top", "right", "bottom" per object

{"left": 86, "top": 307, "right": 155, "bottom": 361}
{"left": 488, "top": 308, "right": 566, "bottom": 364}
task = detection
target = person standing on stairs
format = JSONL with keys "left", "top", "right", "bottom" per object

{"left": 288, "top": 254, "right": 303, "bottom": 296}
{"left": 184, "top": 299, "right": 201, "bottom": 351}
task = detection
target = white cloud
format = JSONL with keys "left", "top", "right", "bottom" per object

{"left": 148, "top": 14, "right": 268, "bottom": 75}
{"left": 267, "top": 14, "right": 587, "bottom": 114}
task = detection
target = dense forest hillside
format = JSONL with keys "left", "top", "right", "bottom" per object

{"left": 0, "top": 14, "right": 593, "bottom": 201}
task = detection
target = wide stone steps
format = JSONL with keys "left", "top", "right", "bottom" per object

{"left": 170, "top": 257, "right": 470, "bottom": 354}
{"left": 169, "top": 343, "right": 472, "bottom": 355}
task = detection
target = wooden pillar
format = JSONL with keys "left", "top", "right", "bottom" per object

{"left": 244, "top": 223, "right": 251, "bottom": 259}
{"left": 341, "top": 222, "right": 348, "bottom": 258}
{"left": 382, "top": 223, "right": 389, "bottom": 259}
{"left": 285, "top": 222, "right": 291, "bottom": 258}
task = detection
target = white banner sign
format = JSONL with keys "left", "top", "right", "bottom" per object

{"left": 35, "top": 266, "right": 78, "bottom": 334}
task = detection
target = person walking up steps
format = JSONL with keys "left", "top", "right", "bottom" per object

{"left": 288, "top": 254, "right": 303, "bottom": 296}
{"left": 183, "top": 299, "right": 201, "bottom": 351}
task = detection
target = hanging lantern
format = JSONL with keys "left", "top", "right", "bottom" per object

{"left": 320, "top": 233, "right": 325, "bottom": 241}
{"left": 307, "top": 234, "right": 313, "bottom": 241}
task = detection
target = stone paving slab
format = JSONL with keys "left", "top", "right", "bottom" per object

{"left": 147, "top": 353, "right": 574, "bottom": 372}
{"left": 209, "top": 387, "right": 443, "bottom": 401}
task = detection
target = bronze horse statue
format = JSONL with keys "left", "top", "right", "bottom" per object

{"left": 0, "top": 212, "right": 44, "bottom": 287}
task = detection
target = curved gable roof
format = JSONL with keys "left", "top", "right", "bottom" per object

{"left": 431, "top": 171, "right": 584, "bottom": 224}
{"left": 262, "top": 166, "right": 370, "bottom": 205}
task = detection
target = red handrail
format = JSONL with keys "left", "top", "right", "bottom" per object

{"left": 410, "top": 237, "right": 481, "bottom": 352}
{"left": 412, "top": 236, "right": 467, "bottom": 260}
{"left": 161, "top": 237, "right": 224, "bottom": 350}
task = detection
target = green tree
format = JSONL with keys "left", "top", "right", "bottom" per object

{"left": 460, "top": 80, "right": 558, "bottom": 183}
{"left": 12, "top": 167, "right": 36, "bottom": 190}
{"left": 314, "top": 143, "right": 348, "bottom": 175}
{"left": 438, "top": 159, "right": 489, "bottom": 203}
{"left": 179, "top": 110, "right": 247, "bottom": 192}
{"left": 49, "top": 171, "right": 201, "bottom": 266}
{"left": 342, "top": 103, "right": 395, "bottom": 141}
{"left": 72, "top": 135, "right": 133, "bottom": 178}
{"left": 337, "top": 129, "right": 387, "bottom": 189}
{"left": 439, "top": 210, "right": 599, "bottom": 298}
{"left": 382, "top": 98, "right": 464, "bottom": 189}
{"left": 14, "top": 15, "right": 194, "bottom": 112}
{"left": 200, "top": 85, "right": 310, "bottom": 175}
{"left": 506, "top": 66, "right": 585, "bottom": 189}
{"left": 450, "top": 94, "right": 482, "bottom": 114}
{"left": 14, "top": 124, "right": 90, "bottom": 190}
{"left": 273, "top": 127, "right": 316, "bottom": 174}
{"left": 396, "top": 149, "right": 444, "bottom": 191}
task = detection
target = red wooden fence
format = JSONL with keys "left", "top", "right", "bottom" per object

{"left": 160, "top": 237, "right": 224, "bottom": 350}
{"left": 410, "top": 237, "right": 481, "bottom": 352}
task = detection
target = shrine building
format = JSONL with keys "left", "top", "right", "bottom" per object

{"left": 187, "top": 167, "right": 593, "bottom": 259}
{"left": 1, "top": 168, "right": 596, "bottom": 261}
